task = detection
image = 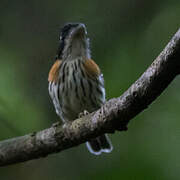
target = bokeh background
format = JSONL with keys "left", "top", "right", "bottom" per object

{"left": 0, "top": 0, "right": 180, "bottom": 179}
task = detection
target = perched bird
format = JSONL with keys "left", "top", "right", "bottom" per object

{"left": 48, "top": 23, "right": 113, "bottom": 155}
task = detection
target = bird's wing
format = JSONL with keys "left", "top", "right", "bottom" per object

{"left": 48, "top": 60, "right": 62, "bottom": 83}
{"left": 84, "top": 59, "right": 105, "bottom": 105}
{"left": 83, "top": 59, "right": 101, "bottom": 79}
{"left": 48, "top": 60, "right": 64, "bottom": 120}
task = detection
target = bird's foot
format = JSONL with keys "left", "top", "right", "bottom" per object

{"left": 78, "top": 110, "right": 89, "bottom": 118}
{"left": 52, "top": 121, "right": 60, "bottom": 127}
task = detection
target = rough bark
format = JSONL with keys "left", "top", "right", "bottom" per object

{"left": 0, "top": 28, "right": 180, "bottom": 167}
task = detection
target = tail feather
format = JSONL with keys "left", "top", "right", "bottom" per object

{"left": 86, "top": 134, "right": 113, "bottom": 155}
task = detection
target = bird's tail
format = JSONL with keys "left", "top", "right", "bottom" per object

{"left": 86, "top": 134, "right": 113, "bottom": 155}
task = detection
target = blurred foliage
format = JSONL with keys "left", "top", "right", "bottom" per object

{"left": 0, "top": 0, "right": 180, "bottom": 179}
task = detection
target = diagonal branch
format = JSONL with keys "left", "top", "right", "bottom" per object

{"left": 1, "top": 28, "right": 180, "bottom": 167}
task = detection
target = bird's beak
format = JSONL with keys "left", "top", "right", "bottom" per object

{"left": 70, "top": 23, "right": 87, "bottom": 40}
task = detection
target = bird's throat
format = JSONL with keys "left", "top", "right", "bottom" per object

{"left": 62, "top": 38, "right": 90, "bottom": 61}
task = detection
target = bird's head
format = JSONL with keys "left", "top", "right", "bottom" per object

{"left": 57, "top": 23, "right": 90, "bottom": 60}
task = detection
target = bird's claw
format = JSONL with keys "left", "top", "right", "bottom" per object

{"left": 78, "top": 110, "right": 89, "bottom": 118}
{"left": 52, "top": 121, "right": 60, "bottom": 127}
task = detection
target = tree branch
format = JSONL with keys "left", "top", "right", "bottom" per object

{"left": 1, "top": 28, "right": 180, "bottom": 167}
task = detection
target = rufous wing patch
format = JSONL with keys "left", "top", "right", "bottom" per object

{"left": 48, "top": 60, "right": 62, "bottom": 83}
{"left": 83, "top": 59, "right": 101, "bottom": 78}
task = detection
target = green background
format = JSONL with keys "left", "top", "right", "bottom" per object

{"left": 0, "top": 0, "right": 180, "bottom": 179}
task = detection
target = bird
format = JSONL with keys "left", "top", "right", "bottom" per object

{"left": 48, "top": 23, "right": 113, "bottom": 155}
